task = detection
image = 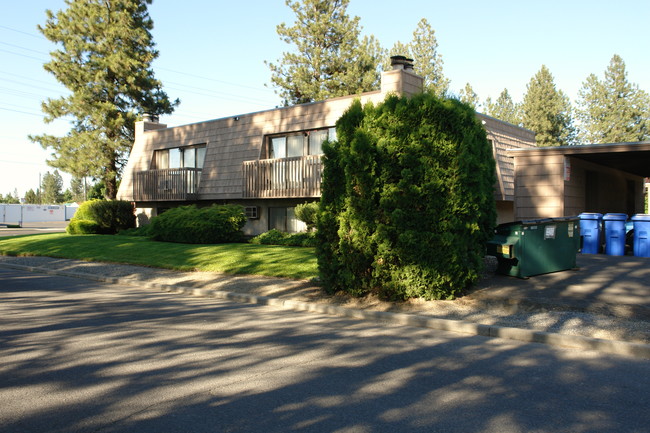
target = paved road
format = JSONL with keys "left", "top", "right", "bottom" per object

{"left": 1, "top": 268, "right": 648, "bottom": 433}
{"left": 0, "top": 221, "right": 68, "bottom": 237}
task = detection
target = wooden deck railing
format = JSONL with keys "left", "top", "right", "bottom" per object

{"left": 243, "top": 155, "right": 322, "bottom": 198}
{"left": 133, "top": 168, "right": 202, "bottom": 201}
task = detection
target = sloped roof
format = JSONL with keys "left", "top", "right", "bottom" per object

{"left": 508, "top": 141, "right": 650, "bottom": 177}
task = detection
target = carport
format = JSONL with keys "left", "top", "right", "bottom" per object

{"left": 507, "top": 141, "right": 650, "bottom": 220}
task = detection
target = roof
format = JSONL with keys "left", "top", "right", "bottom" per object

{"left": 507, "top": 141, "right": 650, "bottom": 177}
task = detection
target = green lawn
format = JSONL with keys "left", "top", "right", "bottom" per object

{"left": 0, "top": 233, "right": 318, "bottom": 280}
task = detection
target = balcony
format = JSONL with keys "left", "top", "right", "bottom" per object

{"left": 243, "top": 155, "right": 322, "bottom": 198}
{"left": 133, "top": 168, "right": 202, "bottom": 201}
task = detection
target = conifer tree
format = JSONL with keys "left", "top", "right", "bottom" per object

{"left": 384, "top": 40, "right": 411, "bottom": 70}
{"left": 576, "top": 54, "right": 650, "bottom": 144}
{"left": 317, "top": 94, "right": 496, "bottom": 300}
{"left": 458, "top": 83, "right": 480, "bottom": 110}
{"left": 267, "top": 0, "right": 382, "bottom": 105}
{"left": 30, "top": 0, "right": 178, "bottom": 199}
{"left": 521, "top": 65, "right": 576, "bottom": 146}
{"left": 24, "top": 189, "right": 39, "bottom": 204}
{"left": 386, "top": 19, "right": 449, "bottom": 98}
{"left": 41, "top": 170, "right": 64, "bottom": 204}
{"left": 409, "top": 18, "right": 449, "bottom": 97}
{"left": 70, "top": 177, "right": 86, "bottom": 202}
{"left": 484, "top": 89, "right": 521, "bottom": 125}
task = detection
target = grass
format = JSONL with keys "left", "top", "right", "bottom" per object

{"left": 0, "top": 233, "right": 318, "bottom": 280}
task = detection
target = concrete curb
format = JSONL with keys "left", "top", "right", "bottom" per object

{"left": 3, "top": 262, "right": 649, "bottom": 360}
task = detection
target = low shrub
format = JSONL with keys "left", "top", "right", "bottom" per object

{"left": 66, "top": 219, "right": 101, "bottom": 235}
{"left": 68, "top": 199, "right": 135, "bottom": 235}
{"left": 117, "top": 224, "right": 154, "bottom": 237}
{"left": 250, "top": 229, "right": 317, "bottom": 247}
{"left": 149, "top": 204, "right": 246, "bottom": 244}
{"left": 294, "top": 202, "right": 319, "bottom": 231}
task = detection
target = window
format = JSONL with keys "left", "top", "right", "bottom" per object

{"left": 244, "top": 206, "right": 259, "bottom": 219}
{"left": 287, "top": 135, "right": 303, "bottom": 157}
{"left": 271, "top": 137, "right": 287, "bottom": 159}
{"left": 169, "top": 148, "right": 182, "bottom": 168}
{"left": 267, "top": 127, "right": 336, "bottom": 159}
{"left": 155, "top": 145, "right": 207, "bottom": 169}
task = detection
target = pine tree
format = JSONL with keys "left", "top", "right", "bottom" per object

{"left": 41, "top": 170, "right": 64, "bottom": 204}
{"left": 388, "top": 41, "right": 411, "bottom": 58}
{"left": 576, "top": 54, "right": 650, "bottom": 144}
{"left": 385, "top": 19, "right": 449, "bottom": 98}
{"left": 521, "top": 65, "right": 576, "bottom": 146}
{"left": 458, "top": 83, "right": 480, "bottom": 110}
{"left": 484, "top": 89, "right": 521, "bottom": 125}
{"left": 385, "top": 40, "right": 411, "bottom": 70}
{"left": 0, "top": 192, "right": 19, "bottom": 204}
{"left": 30, "top": 0, "right": 178, "bottom": 199}
{"left": 70, "top": 177, "right": 86, "bottom": 202}
{"left": 409, "top": 18, "right": 449, "bottom": 98}
{"left": 24, "top": 189, "right": 39, "bottom": 204}
{"left": 267, "top": 0, "right": 382, "bottom": 105}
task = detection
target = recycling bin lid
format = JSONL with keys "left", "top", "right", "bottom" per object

{"left": 603, "top": 213, "right": 628, "bottom": 221}
{"left": 579, "top": 212, "right": 603, "bottom": 219}
{"left": 631, "top": 214, "right": 650, "bottom": 221}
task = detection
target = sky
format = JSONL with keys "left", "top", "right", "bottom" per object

{"left": 1, "top": 0, "right": 649, "bottom": 198}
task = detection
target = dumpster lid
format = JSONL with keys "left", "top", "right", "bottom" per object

{"left": 631, "top": 214, "right": 650, "bottom": 221}
{"left": 497, "top": 216, "right": 579, "bottom": 228}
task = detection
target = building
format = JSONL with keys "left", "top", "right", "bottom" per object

{"left": 508, "top": 142, "right": 650, "bottom": 220}
{"left": 117, "top": 57, "right": 536, "bottom": 235}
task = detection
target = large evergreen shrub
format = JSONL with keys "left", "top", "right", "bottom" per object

{"left": 317, "top": 93, "right": 497, "bottom": 300}
{"left": 67, "top": 199, "right": 135, "bottom": 234}
{"left": 149, "top": 204, "right": 246, "bottom": 244}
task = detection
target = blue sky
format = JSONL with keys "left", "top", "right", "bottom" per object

{"left": 1, "top": 0, "right": 649, "bottom": 197}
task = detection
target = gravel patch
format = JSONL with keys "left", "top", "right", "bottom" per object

{"left": 1, "top": 254, "right": 648, "bottom": 345}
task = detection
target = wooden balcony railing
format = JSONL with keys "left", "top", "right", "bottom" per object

{"left": 133, "top": 168, "right": 202, "bottom": 201}
{"left": 243, "top": 155, "right": 322, "bottom": 198}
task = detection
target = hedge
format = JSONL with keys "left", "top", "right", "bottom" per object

{"left": 250, "top": 229, "right": 317, "bottom": 247}
{"left": 67, "top": 199, "right": 135, "bottom": 235}
{"left": 149, "top": 204, "right": 246, "bottom": 244}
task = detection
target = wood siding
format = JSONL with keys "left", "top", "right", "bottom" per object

{"left": 478, "top": 114, "right": 537, "bottom": 201}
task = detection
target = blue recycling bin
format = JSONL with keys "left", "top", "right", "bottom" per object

{"left": 603, "top": 213, "right": 628, "bottom": 256}
{"left": 579, "top": 213, "right": 602, "bottom": 254}
{"left": 631, "top": 214, "right": 650, "bottom": 257}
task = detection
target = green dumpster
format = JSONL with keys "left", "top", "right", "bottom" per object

{"left": 486, "top": 217, "right": 580, "bottom": 278}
